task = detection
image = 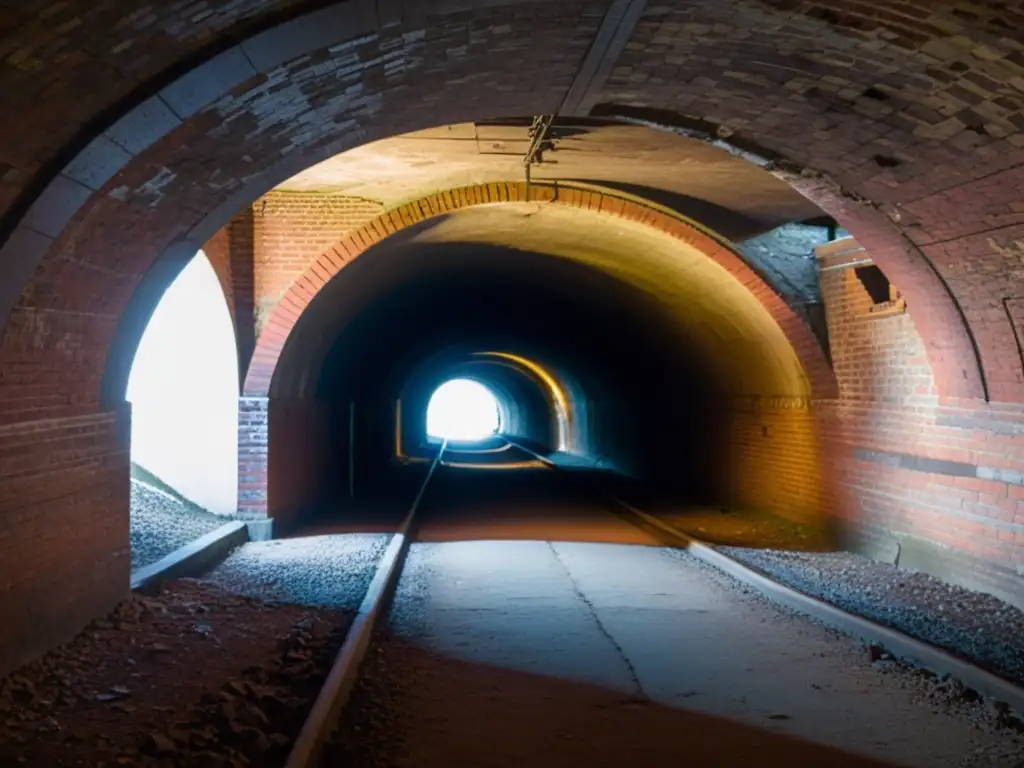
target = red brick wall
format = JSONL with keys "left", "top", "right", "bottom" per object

{"left": 823, "top": 271, "right": 937, "bottom": 407}
{"left": 252, "top": 193, "right": 383, "bottom": 335}
{"left": 816, "top": 239, "right": 1024, "bottom": 606}
{"left": 202, "top": 193, "right": 384, "bottom": 386}
{"left": 237, "top": 396, "right": 334, "bottom": 525}
{"left": 0, "top": 408, "right": 131, "bottom": 676}
{"left": 723, "top": 398, "right": 824, "bottom": 525}
{"left": 267, "top": 399, "right": 334, "bottom": 532}
{"left": 202, "top": 227, "right": 235, "bottom": 329}
{"left": 237, "top": 397, "right": 268, "bottom": 520}
{"left": 717, "top": 236, "right": 1024, "bottom": 604}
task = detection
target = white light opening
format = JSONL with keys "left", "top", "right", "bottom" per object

{"left": 126, "top": 251, "right": 238, "bottom": 515}
{"left": 427, "top": 378, "right": 500, "bottom": 442}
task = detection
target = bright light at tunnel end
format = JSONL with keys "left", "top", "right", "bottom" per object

{"left": 427, "top": 378, "right": 500, "bottom": 442}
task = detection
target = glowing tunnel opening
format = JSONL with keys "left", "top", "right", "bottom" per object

{"left": 427, "top": 378, "right": 501, "bottom": 442}
{"left": 476, "top": 351, "right": 571, "bottom": 452}
{"left": 126, "top": 251, "right": 239, "bottom": 516}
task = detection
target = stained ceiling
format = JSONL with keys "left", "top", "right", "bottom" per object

{"left": 277, "top": 120, "right": 825, "bottom": 240}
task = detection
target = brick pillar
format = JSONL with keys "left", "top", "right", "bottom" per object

{"left": 237, "top": 396, "right": 269, "bottom": 519}
{"left": 0, "top": 405, "right": 132, "bottom": 676}
{"left": 230, "top": 210, "right": 257, "bottom": 390}
{"left": 201, "top": 210, "right": 257, "bottom": 393}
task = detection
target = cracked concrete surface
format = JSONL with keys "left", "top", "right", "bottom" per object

{"left": 342, "top": 466, "right": 1024, "bottom": 767}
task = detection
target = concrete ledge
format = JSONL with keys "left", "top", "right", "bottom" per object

{"left": 246, "top": 519, "right": 274, "bottom": 542}
{"left": 130, "top": 521, "right": 249, "bottom": 594}
{"left": 284, "top": 440, "right": 447, "bottom": 768}
{"left": 844, "top": 524, "right": 1024, "bottom": 612}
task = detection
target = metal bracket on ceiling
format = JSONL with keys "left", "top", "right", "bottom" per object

{"left": 524, "top": 114, "right": 555, "bottom": 197}
{"left": 519, "top": 0, "right": 646, "bottom": 198}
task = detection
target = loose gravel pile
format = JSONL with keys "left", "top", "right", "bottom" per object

{"left": 130, "top": 480, "right": 231, "bottom": 570}
{"left": 203, "top": 533, "right": 390, "bottom": 611}
{"left": 0, "top": 579, "right": 350, "bottom": 767}
{"left": 719, "top": 547, "right": 1024, "bottom": 687}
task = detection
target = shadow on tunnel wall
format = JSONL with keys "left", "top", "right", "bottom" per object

{"left": 567, "top": 179, "right": 775, "bottom": 242}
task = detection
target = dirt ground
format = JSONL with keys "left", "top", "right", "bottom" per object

{"left": 0, "top": 579, "right": 350, "bottom": 767}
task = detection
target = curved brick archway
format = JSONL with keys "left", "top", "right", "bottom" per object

{"left": 242, "top": 182, "right": 839, "bottom": 400}
{"left": 594, "top": 106, "right": 990, "bottom": 403}
{"left": 0, "top": 0, "right": 1016, "bottom": 423}
{"left": 3, "top": 0, "right": 1024, "bottom": 678}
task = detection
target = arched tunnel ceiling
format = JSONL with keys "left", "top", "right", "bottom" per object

{"left": 272, "top": 203, "right": 812, "bottom": 402}
{"left": 274, "top": 121, "right": 826, "bottom": 241}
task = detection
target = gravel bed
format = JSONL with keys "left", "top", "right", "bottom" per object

{"left": 0, "top": 579, "right": 350, "bottom": 767}
{"left": 130, "top": 480, "right": 232, "bottom": 570}
{"left": 718, "top": 547, "right": 1024, "bottom": 688}
{"left": 202, "top": 533, "right": 391, "bottom": 611}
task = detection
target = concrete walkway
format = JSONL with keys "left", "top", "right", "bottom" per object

{"left": 371, "top": 466, "right": 1023, "bottom": 767}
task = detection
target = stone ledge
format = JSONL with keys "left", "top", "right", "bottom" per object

{"left": 130, "top": 521, "right": 249, "bottom": 595}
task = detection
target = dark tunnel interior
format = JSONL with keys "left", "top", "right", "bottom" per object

{"left": 272, "top": 233, "right": 753, "bottom": 518}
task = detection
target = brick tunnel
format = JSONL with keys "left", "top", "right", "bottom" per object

{"left": 1, "top": 2, "right": 1024, "bottom": 757}
{"left": 243, "top": 191, "right": 836, "bottom": 533}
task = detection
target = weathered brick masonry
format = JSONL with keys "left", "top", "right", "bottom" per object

{"left": 602, "top": 0, "right": 1024, "bottom": 401}
{"left": 0, "top": 409, "right": 130, "bottom": 674}
{"left": 0, "top": 0, "right": 1022, "bottom": 670}
{"left": 817, "top": 240, "right": 1024, "bottom": 606}
{"left": 213, "top": 192, "right": 382, "bottom": 520}
{"left": 204, "top": 193, "right": 382, "bottom": 384}
{"left": 251, "top": 193, "right": 384, "bottom": 335}
{"left": 238, "top": 182, "right": 835, "bottom": 522}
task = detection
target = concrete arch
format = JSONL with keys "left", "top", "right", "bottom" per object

{"left": 243, "top": 182, "right": 838, "bottom": 401}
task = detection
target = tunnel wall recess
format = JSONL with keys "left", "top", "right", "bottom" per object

{"left": 0, "top": 0, "right": 1022, "bottom": 675}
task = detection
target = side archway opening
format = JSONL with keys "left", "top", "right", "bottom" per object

{"left": 125, "top": 250, "right": 239, "bottom": 567}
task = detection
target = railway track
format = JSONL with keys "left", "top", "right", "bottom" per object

{"left": 279, "top": 439, "right": 1024, "bottom": 768}
{"left": 5, "top": 439, "right": 1023, "bottom": 766}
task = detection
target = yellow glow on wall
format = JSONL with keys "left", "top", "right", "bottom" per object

{"left": 406, "top": 204, "right": 812, "bottom": 399}
{"left": 474, "top": 351, "right": 571, "bottom": 452}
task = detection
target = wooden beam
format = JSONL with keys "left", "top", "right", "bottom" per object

{"left": 559, "top": 0, "right": 647, "bottom": 118}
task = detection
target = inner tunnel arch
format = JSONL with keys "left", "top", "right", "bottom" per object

{"left": 247, "top": 183, "right": 837, "bottom": 402}
{"left": 246, "top": 186, "right": 840, "bottom": 535}
{"left": 398, "top": 349, "right": 576, "bottom": 458}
